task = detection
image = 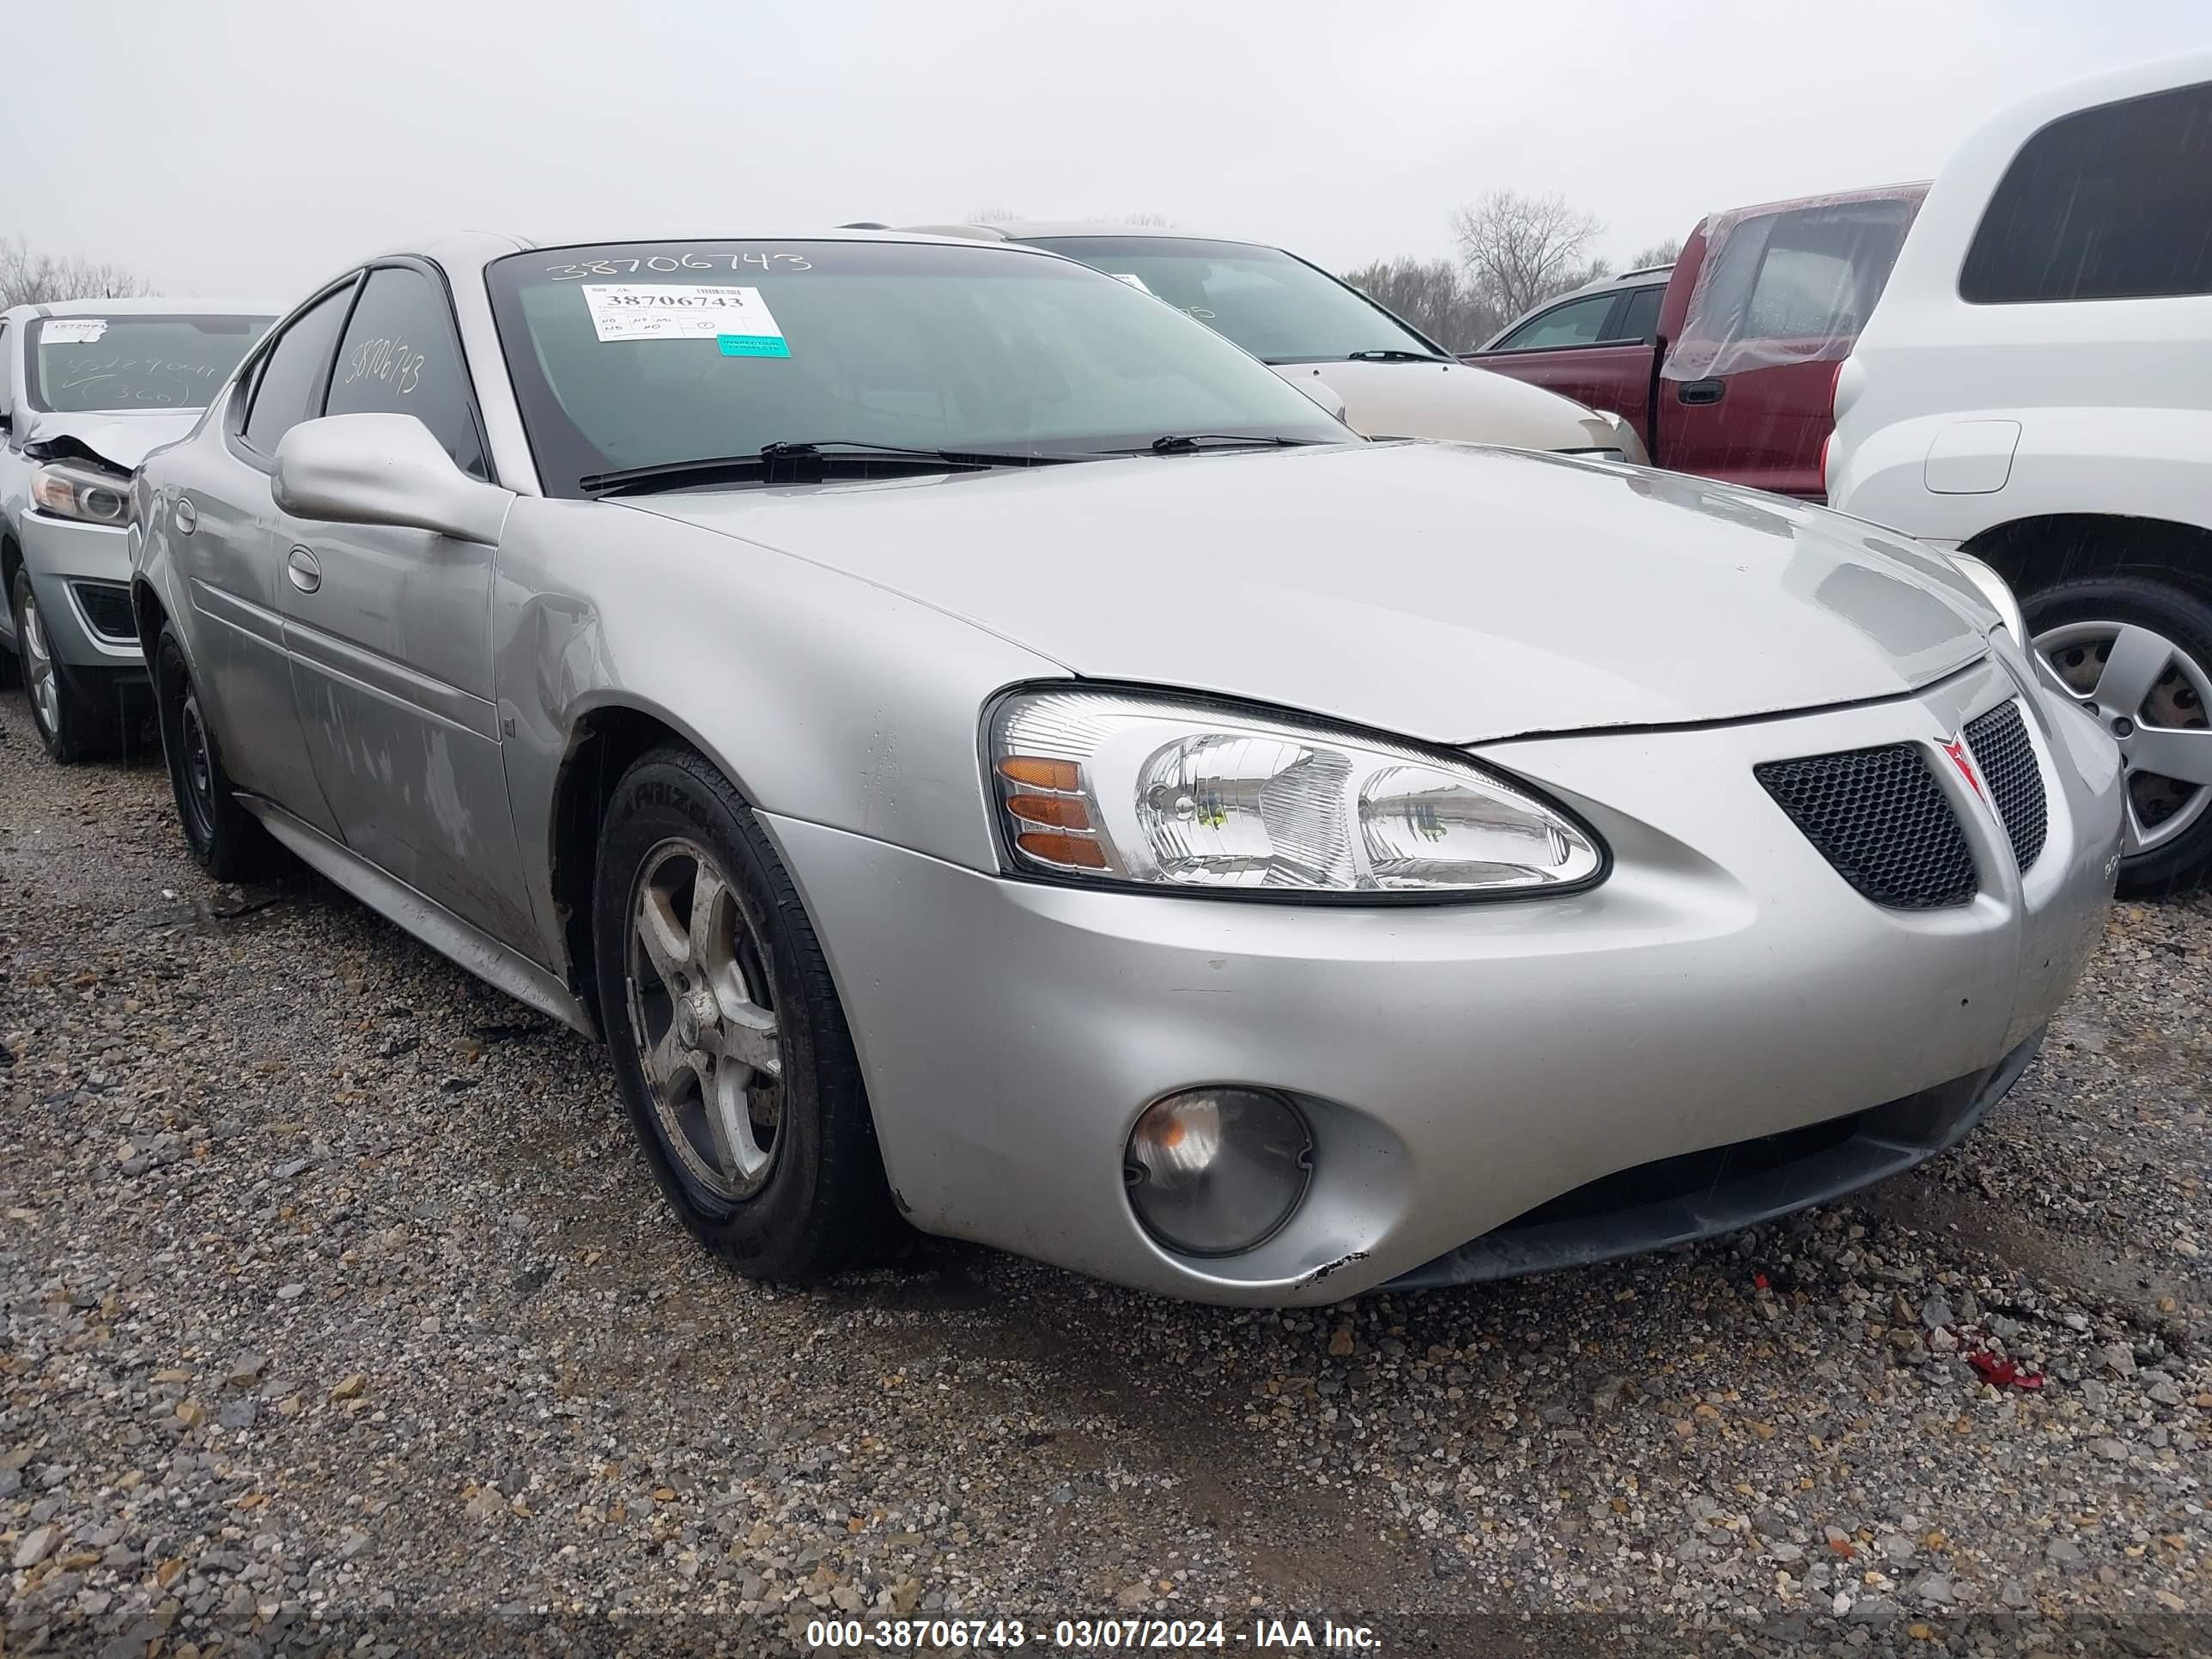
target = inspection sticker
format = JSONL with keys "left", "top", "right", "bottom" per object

{"left": 42, "top": 319, "right": 107, "bottom": 344}
{"left": 580, "top": 283, "right": 785, "bottom": 348}
{"left": 1111, "top": 272, "right": 1153, "bottom": 295}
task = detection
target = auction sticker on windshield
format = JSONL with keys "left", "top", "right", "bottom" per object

{"left": 580, "top": 283, "right": 786, "bottom": 349}
{"left": 42, "top": 319, "right": 108, "bottom": 344}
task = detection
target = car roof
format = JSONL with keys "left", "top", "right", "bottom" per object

{"left": 1703, "top": 182, "right": 1931, "bottom": 228}
{"left": 1565, "top": 265, "right": 1674, "bottom": 299}
{"left": 3, "top": 296, "right": 279, "bottom": 325}
{"left": 369, "top": 227, "right": 1081, "bottom": 284}
{"left": 900, "top": 221, "right": 1278, "bottom": 250}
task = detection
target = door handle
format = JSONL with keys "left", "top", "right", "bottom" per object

{"left": 173, "top": 497, "right": 197, "bottom": 535}
{"left": 285, "top": 545, "right": 322, "bottom": 594}
{"left": 1676, "top": 378, "right": 1725, "bottom": 406}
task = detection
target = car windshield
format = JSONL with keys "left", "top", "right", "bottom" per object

{"left": 1021, "top": 235, "right": 1442, "bottom": 364}
{"left": 487, "top": 240, "right": 1353, "bottom": 497}
{"left": 26, "top": 314, "right": 271, "bottom": 413}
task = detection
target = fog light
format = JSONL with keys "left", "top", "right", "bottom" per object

{"left": 1125, "top": 1087, "right": 1312, "bottom": 1257}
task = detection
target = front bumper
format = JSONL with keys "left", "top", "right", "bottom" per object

{"left": 765, "top": 647, "right": 2122, "bottom": 1305}
{"left": 19, "top": 508, "right": 140, "bottom": 668}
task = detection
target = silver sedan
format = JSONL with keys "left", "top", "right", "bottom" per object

{"left": 129, "top": 230, "right": 2124, "bottom": 1304}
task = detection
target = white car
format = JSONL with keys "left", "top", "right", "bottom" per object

{"left": 0, "top": 298, "right": 273, "bottom": 760}
{"left": 896, "top": 222, "right": 1647, "bottom": 462}
{"left": 1827, "top": 50, "right": 2212, "bottom": 891}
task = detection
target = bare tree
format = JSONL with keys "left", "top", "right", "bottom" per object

{"left": 0, "top": 235, "right": 153, "bottom": 309}
{"left": 1343, "top": 257, "right": 1504, "bottom": 353}
{"left": 968, "top": 205, "right": 1025, "bottom": 224}
{"left": 1628, "top": 236, "right": 1683, "bottom": 269}
{"left": 1448, "top": 189, "right": 1604, "bottom": 321}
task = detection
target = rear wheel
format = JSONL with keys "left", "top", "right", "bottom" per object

{"left": 2025, "top": 573, "right": 2212, "bottom": 894}
{"left": 592, "top": 744, "right": 890, "bottom": 1280}
{"left": 152, "top": 625, "right": 281, "bottom": 882}
{"left": 12, "top": 568, "right": 117, "bottom": 763}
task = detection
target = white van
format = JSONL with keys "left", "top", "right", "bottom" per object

{"left": 1827, "top": 51, "right": 2212, "bottom": 892}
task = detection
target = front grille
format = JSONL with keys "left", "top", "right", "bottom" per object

{"left": 1964, "top": 699, "right": 2048, "bottom": 872}
{"left": 1757, "top": 744, "right": 1977, "bottom": 909}
{"left": 70, "top": 580, "right": 136, "bottom": 644}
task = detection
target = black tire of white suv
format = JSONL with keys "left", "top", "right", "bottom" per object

{"left": 2025, "top": 573, "right": 2212, "bottom": 896}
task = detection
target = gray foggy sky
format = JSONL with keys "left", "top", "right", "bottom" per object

{"left": 7, "top": 0, "right": 2210, "bottom": 301}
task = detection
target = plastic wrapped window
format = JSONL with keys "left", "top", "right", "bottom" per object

{"left": 1662, "top": 186, "right": 1925, "bottom": 381}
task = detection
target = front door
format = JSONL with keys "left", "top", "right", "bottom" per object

{"left": 1467, "top": 284, "right": 1665, "bottom": 450}
{"left": 276, "top": 264, "right": 537, "bottom": 946}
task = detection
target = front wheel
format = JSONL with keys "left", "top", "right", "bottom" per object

{"left": 2025, "top": 573, "right": 2212, "bottom": 895}
{"left": 592, "top": 744, "right": 890, "bottom": 1280}
{"left": 12, "top": 568, "right": 115, "bottom": 763}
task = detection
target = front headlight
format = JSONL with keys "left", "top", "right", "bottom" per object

{"left": 1947, "top": 552, "right": 2025, "bottom": 644}
{"left": 988, "top": 687, "right": 1605, "bottom": 898}
{"left": 30, "top": 461, "right": 135, "bottom": 527}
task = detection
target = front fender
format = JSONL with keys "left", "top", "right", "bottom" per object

{"left": 491, "top": 495, "right": 1062, "bottom": 967}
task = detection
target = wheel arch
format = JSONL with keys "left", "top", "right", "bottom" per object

{"left": 544, "top": 696, "right": 765, "bottom": 1036}
{"left": 131, "top": 574, "right": 170, "bottom": 664}
{"left": 1962, "top": 514, "right": 2212, "bottom": 605}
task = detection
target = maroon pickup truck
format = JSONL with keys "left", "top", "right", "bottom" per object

{"left": 1464, "top": 184, "right": 1926, "bottom": 501}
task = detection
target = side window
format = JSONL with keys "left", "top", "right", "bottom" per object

{"left": 325, "top": 266, "right": 488, "bottom": 479}
{"left": 1709, "top": 200, "right": 1912, "bottom": 346}
{"left": 243, "top": 285, "right": 352, "bottom": 456}
{"left": 1962, "top": 79, "right": 2212, "bottom": 304}
{"left": 1607, "top": 285, "right": 1662, "bottom": 344}
{"left": 1496, "top": 294, "right": 1617, "bottom": 351}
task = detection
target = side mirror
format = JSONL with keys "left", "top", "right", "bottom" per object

{"left": 272, "top": 412, "right": 513, "bottom": 546}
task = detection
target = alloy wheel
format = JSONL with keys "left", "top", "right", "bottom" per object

{"left": 2035, "top": 619, "right": 2212, "bottom": 855}
{"left": 19, "top": 589, "right": 59, "bottom": 738}
{"left": 624, "top": 837, "right": 785, "bottom": 1200}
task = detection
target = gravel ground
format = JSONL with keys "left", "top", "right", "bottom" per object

{"left": 3, "top": 687, "right": 2209, "bottom": 1657}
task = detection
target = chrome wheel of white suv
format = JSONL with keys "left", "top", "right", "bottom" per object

{"left": 2028, "top": 573, "right": 2212, "bottom": 891}
{"left": 2037, "top": 620, "right": 2212, "bottom": 855}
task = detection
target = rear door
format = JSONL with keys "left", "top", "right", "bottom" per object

{"left": 179, "top": 280, "right": 358, "bottom": 836}
{"left": 1465, "top": 284, "right": 1662, "bottom": 448}
{"left": 1656, "top": 188, "right": 1923, "bottom": 498}
{"left": 275, "top": 261, "right": 537, "bottom": 945}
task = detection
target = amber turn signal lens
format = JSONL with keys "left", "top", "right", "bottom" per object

{"left": 999, "top": 756, "right": 1081, "bottom": 792}
{"left": 1015, "top": 831, "right": 1108, "bottom": 869}
{"left": 1005, "top": 793, "right": 1091, "bottom": 830}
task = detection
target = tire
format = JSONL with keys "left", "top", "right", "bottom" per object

{"left": 151, "top": 625, "right": 282, "bottom": 882}
{"left": 592, "top": 744, "right": 890, "bottom": 1281}
{"left": 2023, "top": 572, "right": 2212, "bottom": 896}
{"left": 12, "top": 567, "right": 118, "bottom": 763}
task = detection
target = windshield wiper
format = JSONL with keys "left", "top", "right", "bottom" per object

{"left": 1140, "top": 434, "right": 1321, "bottom": 456}
{"left": 756, "top": 440, "right": 1078, "bottom": 465}
{"left": 579, "top": 441, "right": 1079, "bottom": 496}
{"left": 1343, "top": 349, "right": 1450, "bottom": 363}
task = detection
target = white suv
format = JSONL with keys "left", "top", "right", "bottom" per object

{"left": 1827, "top": 50, "right": 2212, "bottom": 892}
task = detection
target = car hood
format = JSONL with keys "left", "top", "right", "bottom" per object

{"left": 622, "top": 441, "right": 1991, "bottom": 746}
{"left": 21, "top": 407, "right": 204, "bottom": 472}
{"left": 1270, "top": 358, "right": 1619, "bottom": 449}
